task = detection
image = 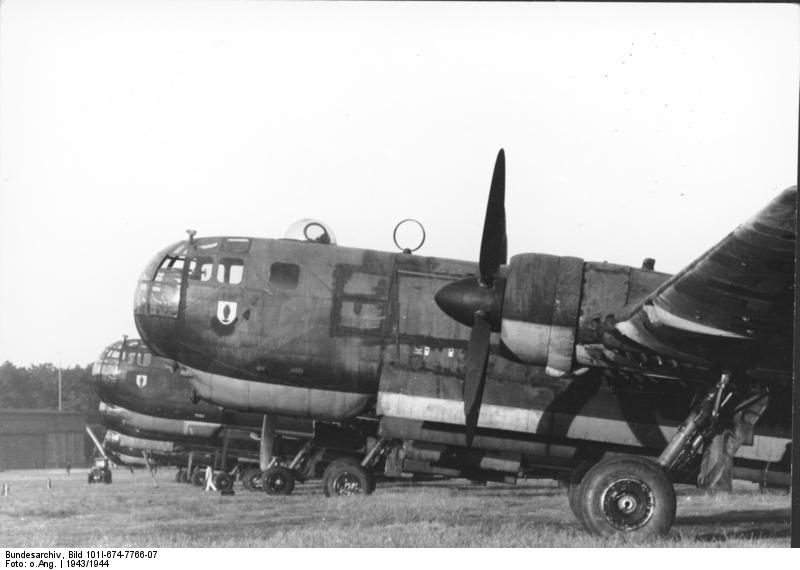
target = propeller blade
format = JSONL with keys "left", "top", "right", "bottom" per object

{"left": 464, "top": 313, "right": 491, "bottom": 446}
{"left": 478, "top": 149, "right": 507, "bottom": 284}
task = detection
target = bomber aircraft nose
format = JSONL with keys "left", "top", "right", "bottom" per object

{"left": 133, "top": 240, "right": 187, "bottom": 359}
{"left": 91, "top": 340, "right": 126, "bottom": 401}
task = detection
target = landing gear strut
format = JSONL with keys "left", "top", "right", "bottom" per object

{"left": 570, "top": 371, "right": 738, "bottom": 537}
{"left": 657, "top": 372, "right": 733, "bottom": 473}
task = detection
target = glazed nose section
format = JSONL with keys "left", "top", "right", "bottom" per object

{"left": 91, "top": 342, "right": 124, "bottom": 399}
{"left": 133, "top": 241, "right": 187, "bottom": 359}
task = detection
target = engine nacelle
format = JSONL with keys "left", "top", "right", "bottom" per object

{"left": 500, "top": 253, "right": 584, "bottom": 376}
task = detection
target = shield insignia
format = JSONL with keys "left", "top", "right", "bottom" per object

{"left": 217, "top": 301, "right": 238, "bottom": 325}
{"left": 136, "top": 374, "right": 147, "bottom": 388}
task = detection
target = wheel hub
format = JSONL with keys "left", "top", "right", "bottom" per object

{"left": 333, "top": 473, "right": 362, "bottom": 495}
{"left": 616, "top": 494, "right": 637, "bottom": 513}
{"left": 268, "top": 474, "right": 286, "bottom": 490}
{"left": 600, "top": 477, "right": 655, "bottom": 531}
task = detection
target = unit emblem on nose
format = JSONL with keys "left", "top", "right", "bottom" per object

{"left": 217, "top": 301, "right": 238, "bottom": 325}
{"left": 136, "top": 374, "right": 147, "bottom": 388}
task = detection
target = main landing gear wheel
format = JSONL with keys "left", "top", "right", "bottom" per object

{"left": 214, "top": 472, "right": 234, "bottom": 492}
{"left": 262, "top": 466, "right": 295, "bottom": 496}
{"left": 190, "top": 469, "right": 206, "bottom": 487}
{"left": 322, "top": 458, "right": 375, "bottom": 497}
{"left": 578, "top": 456, "right": 676, "bottom": 537}
{"left": 242, "top": 468, "right": 263, "bottom": 492}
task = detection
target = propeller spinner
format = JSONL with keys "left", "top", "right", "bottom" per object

{"left": 434, "top": 149, "right": 508, "bottom": 446}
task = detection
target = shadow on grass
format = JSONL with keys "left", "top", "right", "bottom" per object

{"left": 675, "top": 508, "right": 790, "bottom": 544}
{"left": 678, "top": 508, "right": 790, "bottom": 526}
{"left": 692, "top": 528, "right": 791, "bottom": 543}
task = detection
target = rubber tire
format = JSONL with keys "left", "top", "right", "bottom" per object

{"left": 567, "top": 462, "right": 592, "bottom": 527}
{"left": 322, "top": 457, "right": 375, "bottom": 497}
{"left": 578, "top": 456, "right": 676, "bottom": 537}
{"left": 103, "top": 471, "right": 112, "bottom": 484}
{"left": 214, "top": 472, "right": 234, "bottom": 491}
{"left": 243, "top": 469, "right": 263, "bottom": 492}
{"left": 567, "top": 483, "right": 582, "bottom": 522}
{"left": 174, "top": 470, "right": 184, "bottom": 483}
{"left": 262, "top": 466, "right": 295, "bottom": 496}
{"left": 191, "top": 469, "right": 206, "bottom": 487}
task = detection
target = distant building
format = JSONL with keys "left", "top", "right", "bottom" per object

{"left": 0, "top": 410, "right": 88, "bottom": 470}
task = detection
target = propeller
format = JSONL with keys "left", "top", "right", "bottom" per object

{"left": 434, "top": 149, "right": 508, "bottom": 446}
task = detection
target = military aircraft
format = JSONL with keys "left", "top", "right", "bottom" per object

{"left": 133, "top": 150, "right": 794, "bottom": 536}
{"left": 92, "top": 338, "right": 371, "bottom": 493}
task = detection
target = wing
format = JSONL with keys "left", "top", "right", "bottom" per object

{"left": 613, "top": 186, "right": 796, "bottom": 386}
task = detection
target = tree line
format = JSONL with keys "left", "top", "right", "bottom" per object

{"left": 0, "top": 361, "right": 99, "bottom": 412}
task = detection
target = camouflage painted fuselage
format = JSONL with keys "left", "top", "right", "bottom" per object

{"left": 132, "top": 235, "right": 791, "bottom": 469}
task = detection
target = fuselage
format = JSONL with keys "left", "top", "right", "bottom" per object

{"left": 92, "top": 339, "right": 313, "bottom": 459}
{"left": 134, "top": 236, "right": 480, "bottom": 419}
{"left": 92, "top": 338, "right": 312, "bottom": 431}
{"left": 132, "top": 234, "right": 791, "bottom": 467}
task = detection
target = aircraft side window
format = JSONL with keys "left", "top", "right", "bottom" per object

{"left": 217, "top": 258, "right": 244, "bottom": 285}
{"left": 125, "top": 352, "right": 136, "bottom": 364}
{"left": 188, "top": 257, "right": 214, "bottom": 282}
{"left": 269, "top": 262, "right": 300, "bottom": 290}
{"left": 136, "top": 352, "right": 151, "bottom": 366}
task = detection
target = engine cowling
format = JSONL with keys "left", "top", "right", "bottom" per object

{"left": 500, "top": 253, "right": 584, "bottom": 375}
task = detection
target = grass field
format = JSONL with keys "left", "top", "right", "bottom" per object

{"left": 0, "top": 467, "right": 790, "bottom": 547}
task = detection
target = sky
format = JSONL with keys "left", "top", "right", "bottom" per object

{"left": 0, "top": 1, "right": 798, "bottom": 367}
